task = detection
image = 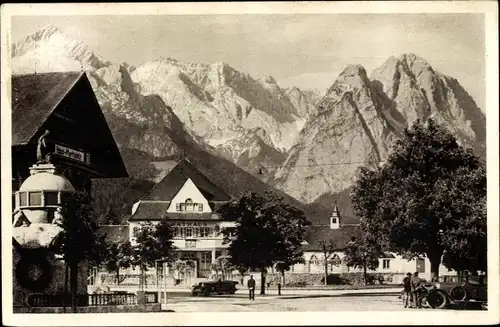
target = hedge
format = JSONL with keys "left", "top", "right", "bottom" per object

{"left": 263, "top": 272, "right": 395, "bottom": 287}
{"left": 99, "top": 273, "right": 157, "bottom": 286}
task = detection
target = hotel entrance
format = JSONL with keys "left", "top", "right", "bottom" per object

{"left": 178, "top": 251, "right": 212, "bottom": 278}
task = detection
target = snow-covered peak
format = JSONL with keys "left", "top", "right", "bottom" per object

{"left": 12, "top": 24, "right": 110, "bottom": 73}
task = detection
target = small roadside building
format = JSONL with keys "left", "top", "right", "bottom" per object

{"left": 11, "top": 71, "right": 128, "bottom": 195}
{"left": 10, "top": 71, "right": 128, "bottom": 308}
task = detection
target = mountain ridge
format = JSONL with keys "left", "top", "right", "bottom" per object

{"left": 11, "top": 25, "right": 486, "bottom": 208}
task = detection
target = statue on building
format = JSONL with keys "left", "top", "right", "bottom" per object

{"left": 52, "top": 207, "right": 64, "bottom": 226}
{"left": 36, "top": 130, "right": 52, "bottom": 163}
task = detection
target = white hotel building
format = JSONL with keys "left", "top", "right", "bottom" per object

{"left": 128, "top": 159, "right": 235, "bottom": 279}
{"left": 124, "top": 159, "right": 456, "bottom": 284}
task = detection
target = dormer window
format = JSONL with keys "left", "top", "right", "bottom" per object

{"left": 185, "top": 198, "right": 193, "bottom": 211}
{"left": 176, "top": 198, "right": 204, "bottom": 212}
{"left": 331, "top": 217, "right": 337, "bottom": 224}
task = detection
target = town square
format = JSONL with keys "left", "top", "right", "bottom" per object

{"left": 2, "top": 2, "right": 498, "bottom": 326}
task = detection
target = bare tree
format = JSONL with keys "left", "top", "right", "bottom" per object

{"left": 318, "top": 240, "right": 336, "bottom": 285}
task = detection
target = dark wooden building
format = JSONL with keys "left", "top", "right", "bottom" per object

{"left": 11, "top": 72, "right": 128, "bottom": 193}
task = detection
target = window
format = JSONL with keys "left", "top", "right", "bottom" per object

{"left": 29, "top": 192, "right": 42, "bottom": 206}
{"left": 201, "top": 252, "right": 211, "bottom": 269}
{"left": 176, "top": 199, "right": 204, "bottom": 212}
{"left": 416, "top": 258, "right": 425, "bottom": 273}
{"left": 185, "top": 198, "right": 193, "bottom": 211}
{"left": 310, "top": 255, "right": 320, "bottom": 266}
{"left": 19, "top": 192, "right": 27, "bottom": 207}
{"left": 185, "top": 228, "right": 193, "bottom": 238}
{"left": 45, "top": 192, "right": 59, "bottom": 205}
{"left": 383, "top": 259, "right": 391, "bottom": 269}
{"left": 200, "top": 227, "right": 211, "bottom": 238}
{"left": 331, "top": 218, "right": 337, "bottom": 224}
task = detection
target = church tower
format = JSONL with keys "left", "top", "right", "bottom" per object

{"left": 330, "top": 205, "right": 341, "bottom": 229}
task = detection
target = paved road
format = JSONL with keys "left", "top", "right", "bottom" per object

{"left": 162, "top": 292, "right": 408, "bottom": 312}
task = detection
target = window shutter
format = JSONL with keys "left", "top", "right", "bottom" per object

{"left": 199, "top": 204, "right": 203, "bottom": 211}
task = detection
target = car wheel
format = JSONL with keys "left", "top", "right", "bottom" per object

{"left": 450, "top": 286, "right": 469, "bottom": 301}
{"left": 427, "top": 290, "right": 449, "bottom": 309}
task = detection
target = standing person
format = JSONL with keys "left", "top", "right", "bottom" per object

{"left": 402, "top": 273, "right": 412, "bottom": 308}
{"left": 411, "top": 272, "right": 423, "bottom": 308}
{"left": 247, "top": 275, "right": 256, "bottom": 301}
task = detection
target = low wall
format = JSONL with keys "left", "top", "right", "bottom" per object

{"left": 13, "top": 303, "right": 161, "bottom": 313}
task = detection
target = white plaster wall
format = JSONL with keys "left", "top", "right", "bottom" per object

{"left": 172, "top": 239, "right": 229, "bottom": 250}
{"left": 166, "top": 179, "right": 212, "bottom": 213}
{"left": 291, "top": 251, "right": 457, "bottom": 281}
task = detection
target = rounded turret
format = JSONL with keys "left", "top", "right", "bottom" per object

{"left": 14, "top": 165, "right": 75, "bottom": 224}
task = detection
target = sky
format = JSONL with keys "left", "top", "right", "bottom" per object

{"left": 11, "top": 14, "right": 485, "bottom": 108}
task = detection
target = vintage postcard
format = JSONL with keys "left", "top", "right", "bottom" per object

{"left": 1, "top": 1, "right": 498, "bottom": 326}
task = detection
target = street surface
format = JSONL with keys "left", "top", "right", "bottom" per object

{"left": 161, "top": 291, "right": 409, "bottom": 312}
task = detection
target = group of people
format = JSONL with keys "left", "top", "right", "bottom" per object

{"left": 402, "top": 272, "right": 424, "bottom": 308}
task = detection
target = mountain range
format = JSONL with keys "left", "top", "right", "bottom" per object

{"left": 11, "top": 24, "right": 486, "bottom": 210}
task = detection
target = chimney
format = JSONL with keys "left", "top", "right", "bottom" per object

{"left": 330, "top": 205, "right": 341, "bottom": 229}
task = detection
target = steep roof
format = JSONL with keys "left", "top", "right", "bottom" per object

{"left": 11, "top": 72, "right": 84, "bottom": 146}
{"left": 143, "top": 159, "right": 231, "bottom": 201}
{"left": 302, "top": 225, "right": 360, "bottom": 252}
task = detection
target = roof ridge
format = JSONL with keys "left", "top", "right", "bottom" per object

{"left": 180, "top": 158, "right": 231, "bottom": 198}
{"left": 26, "top": 72, "right": 85, "bottom": 145}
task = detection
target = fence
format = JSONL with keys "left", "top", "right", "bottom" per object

{"left": 27, "top": 293, "right": 138, "bottom": 307}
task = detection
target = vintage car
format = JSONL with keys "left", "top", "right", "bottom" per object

{"left": 191, "top": 280, "right": 238, "bottom": 296}
{"left": 424, "top": 275, "right": 487, "bottom": 309}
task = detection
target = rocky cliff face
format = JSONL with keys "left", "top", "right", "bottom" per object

{"left": 275, "top": 54, "right": 486, "bottom": 203}
{"left": 371, "top": 54, "right": 485, "bottom": 157}
{"left": 11, "top": 26, "right": 485, "bottom": 206}
{"left": 130, "top": 58, "right": 317, "bottom": 153}
{"left": 11, "top": 25, "right": 318, "bottom": 179}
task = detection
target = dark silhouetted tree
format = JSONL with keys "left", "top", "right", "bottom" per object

{"left": 219, "top": 191, "right": 310, "bottom": 295}
{"left": 350, "top": 119, "right": 486, "bottom": 280}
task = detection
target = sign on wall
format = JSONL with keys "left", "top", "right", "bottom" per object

{"left": 172, "top": 221, "right": 209, "bottom": 227}
{"left": 54, "top": 144, "right": 89, "bottom": 164}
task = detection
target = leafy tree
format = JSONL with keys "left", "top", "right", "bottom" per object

{"left": 318, "top": 240, "right": 337, "bottom": 285}
{"left": 350, "top": 119, "right": 486, "bottom": 280}
{"left": 173, "top": 259, "right": 196, "bottom": 285}
{"left": 343, "top": 233, "right": 382, "bottom": 284}
{"left": 54, "top": 192, "right": 105, "bottom": 312}
{"left": 102, "top": 241, "right": 133, "bottom": 285}
{"left": 219, "top": 191, "right": 310, "bottom": 295}
{"left": 131, "top": 218, "right": 175, "bottom": 290}
{"left": 211, "top": 255, "right": 233, "bottom": 281}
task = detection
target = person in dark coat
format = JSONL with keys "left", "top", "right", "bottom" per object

{"left": 402, "top": 272, "right": 412, "bottom": 308}
{"left": 247, "top": 275, "right": 256, "bottom": 301}
{"left": 410, "top": 272, "right": 423, "bottom": 308}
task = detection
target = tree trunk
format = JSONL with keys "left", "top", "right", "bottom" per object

{"left": 429, "top": 254, "right": 442, "bottom": 282}
{"left": 324, "top": 262, "right": 329, "bottom": 285}
{"left": 69, "top": 261, "right": 78, "bottom": 313}
{"left": 363, "top": 264, "right": 367, "bottom": 285}
{"left": 281, "top": 271, "right": 285, "bottom": 287}
{"left": 63, "top": 263, "right": 69, "bottom": 313}
{"left": 116, "top": 268, "right": 120, "bottom": 285}
{"left": 260, "top": 270, "right": 266, "bottom": 295}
